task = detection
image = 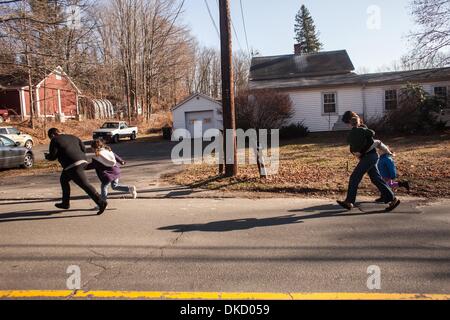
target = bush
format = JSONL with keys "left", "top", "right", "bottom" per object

{"left": 235, "top": 89, "right": 294, "bottom": 130}
{"left": 279, "top": 122, "right": 309, "bottom": 140}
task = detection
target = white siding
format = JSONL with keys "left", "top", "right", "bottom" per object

{"left": 287, "top": 81, "right": 450, "bottom": 132}
{"left": 288, "top": 86, "right": 363, "bottom": 132}
{"left": 365, "top": 81, "right": 450, "bottom": 121}
{"left": 172, "top": 95, "right": 223, "bottom": 137}
{"left": 364, "top": 86, "right": 386, "bottom": 120}
{"left": 422, "top": 81, "right": 450, "bottom": 95}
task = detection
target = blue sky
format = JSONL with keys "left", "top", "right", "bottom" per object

{"left": 181, "top": 0, "right": 416, "bottom": 72}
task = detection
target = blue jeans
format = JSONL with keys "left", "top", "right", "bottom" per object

{"left": 101, "top": 179, "right": 130, "bottom": 200}
{"left": 345, "top": 150, "right": 395, "bottom": 204}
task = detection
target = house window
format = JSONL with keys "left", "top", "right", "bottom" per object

{"left": 434, "top": 87, "right": 448, "bottom": 108}
{"left": 385, "top": 89, "right": 398, "bottom": 110}
{"left": 322, "top": 92, "right": 337, "bottom": 114}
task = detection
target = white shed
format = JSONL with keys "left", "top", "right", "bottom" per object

{"left": 172, "top": 93, "right": 223, "bottom": 139}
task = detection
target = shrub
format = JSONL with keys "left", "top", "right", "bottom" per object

{"left": 235, "top": 89, "right": 294, "bottom": 131}
{"left": 279, "top": 122, "right": 309, "bottom": 140}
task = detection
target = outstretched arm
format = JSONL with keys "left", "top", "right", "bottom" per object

{"left": 114, "top": 153, "right": 126, "bottom": 165}
{"left": 46, "top": 139, "right": 58, "bottom": 161}
{"left": 79, "top": 138, "right": 86, "bottom": 153}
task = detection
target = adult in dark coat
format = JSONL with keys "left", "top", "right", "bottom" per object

{"left": 45, "top": 128, "right": 108, "bottom": 215}
{"left": 337, "top": 112, "right": 401, "bottom": 212}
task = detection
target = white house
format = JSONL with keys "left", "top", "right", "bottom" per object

{"left": 249, "top": 49, "right": 450, "bottom": 132}
{"left": 172, "top": 93, "right": 223, "bottom": 139}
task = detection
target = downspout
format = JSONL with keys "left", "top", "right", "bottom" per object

{"left": 362, "top": 82, "right": 367, "bottom": 121}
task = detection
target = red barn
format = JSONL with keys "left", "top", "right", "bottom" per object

{"left": 0, "top": 66, "right": 81, "bottom": 120}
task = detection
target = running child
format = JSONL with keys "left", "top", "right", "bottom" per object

{"left": 376, "top": 147, "right": 410, "bottom": 202}
{"left": 86, "top": 139, "right": 137, "bottom": 201}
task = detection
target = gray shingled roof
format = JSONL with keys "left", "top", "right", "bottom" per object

{"left": 250, "top": 50, "right": 355, "bottom": 81}
{"left": 249, "top": 66, "right": 450, "bottom": 90}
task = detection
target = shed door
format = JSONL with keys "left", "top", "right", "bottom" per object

{"left": 185, "top": 111, "right": 214, "bottom": 139}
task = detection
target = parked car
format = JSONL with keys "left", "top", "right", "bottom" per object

{"left": 93, "top": 121, "right": 138, "bottom": 143}
{"left": 0, "top": 135, "right": 34, "bottom": 169}
{"left": 0, "top": 109, "right": 8, "bottom": 123}
{"left": 0, "top": 126, "right": 34, "bottom": 149}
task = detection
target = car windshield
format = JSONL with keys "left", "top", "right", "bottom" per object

{"left": 102, "top": 123, "right": 119, "bottom": 129}
{"left": 8, "top": 128, "right": 20, "bottom": 134}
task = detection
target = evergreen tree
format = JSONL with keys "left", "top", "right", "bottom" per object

{"left": 294, "top": 5, "right": 323, "bottom": 54}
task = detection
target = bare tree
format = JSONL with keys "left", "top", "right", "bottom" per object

{"left": 0, "top": 0, "right": 100, "bottom": 127}
{"left": 408, "top": 0, "right": 450, "bottom": 66}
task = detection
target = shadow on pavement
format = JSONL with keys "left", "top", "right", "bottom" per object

{"left": 159, "top": 214, "right": 304, "bottom": 233}
{"left": 289, "top": 203, "right": 389, "bottom": 215}
{"left": 0, "top": 186, "right": 196, "bottom": 206}
{"left": 0, "top": 208, "right": 98, "bottom": 223}
{"left": 159, "top": 205, "right": 390, "bottom": 233}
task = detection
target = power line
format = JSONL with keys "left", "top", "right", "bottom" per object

{"left": 204, "top": 0, "right": 220, "bottom": 38}
{"left": 239, "top": 0, "right": 250, "bottom": 55}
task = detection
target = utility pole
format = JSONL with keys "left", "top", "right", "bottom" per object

{"left": 219, "top": 0, "right": 237, "bottom": 177}
{"left": 25, "top": 46, "right": 35, "bottom": 129}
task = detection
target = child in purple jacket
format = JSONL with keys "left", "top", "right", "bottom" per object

{"left": 86, "top": 139, "right": 137, "bottom": 201}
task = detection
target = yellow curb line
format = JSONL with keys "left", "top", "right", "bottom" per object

{"left": 0, "top": 291, "right": 449, "bottom": 300}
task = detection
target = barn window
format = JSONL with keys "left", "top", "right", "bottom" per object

{"left": 384, "top": 89, "right": 398, "bottom": 110}
{"left": 322, "top": 92, "right": 337, "bottom": 114}
{"left": 434, "top": 87, "right": 448, "bottom": 108}
{"left": 55, "top": 73, "right": 62, "bottom": 80}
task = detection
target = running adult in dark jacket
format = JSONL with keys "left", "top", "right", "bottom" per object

{"left": 337, "top": 113, "right": 401, "bottom": 212}
{"left": 45, "top": 128, "right": 108, "bottom": 215}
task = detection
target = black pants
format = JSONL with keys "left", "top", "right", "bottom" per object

{"left": 60, "top": 164, "right": 102, "bottom": 206}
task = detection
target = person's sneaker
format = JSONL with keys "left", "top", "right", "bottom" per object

{"left": 130, "top": 186, "right": 137, "bottom": 199}
{"left": 55, "top": 203, "right": 70, "bottom": 210}
{"left": 375, "top": 197, "right": 385, "bottom": 203}
{"left": 97, "top": 201, "right": 108, "bottom": 216}
{"left": 385, "top": 198, "right": 401, "bottom": 212}
{"left": 399, "top": 181, "right": 411, "bottom": 192}
{"left": 337, "top": 200, "right": 354, "bottom": 211}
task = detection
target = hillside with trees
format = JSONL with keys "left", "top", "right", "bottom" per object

{"left": 0, "top": 0, "right": 251, "bottom": 127}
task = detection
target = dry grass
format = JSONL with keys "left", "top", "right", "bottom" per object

{"left": 4, "top": 112, "right": 171, "bottom": 145}
{"left": 0, "top": 160, "right": 61, "bottom": 179}
{"left": 166, "top": 131, "right": 450, "bottom": 199}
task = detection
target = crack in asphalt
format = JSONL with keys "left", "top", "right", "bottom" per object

{"left": 81, "top": 249, "right": 111, "bottom": 291}
{"left": 160, "top": 231, "right": 185, "bottom": 258}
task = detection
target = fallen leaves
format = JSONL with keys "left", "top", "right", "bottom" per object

{"left": 168, "top": 133, "right": 450, "bottom": 199}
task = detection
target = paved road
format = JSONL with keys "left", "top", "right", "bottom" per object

{"left": 0, "top": 197, "right": 449, "bottom": 294}
{"left": 0, "top": 139, "right": 449, "bottom": 296}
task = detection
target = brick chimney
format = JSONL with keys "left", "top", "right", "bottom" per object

{"left": 294, "top": 43, "right": 303, "bottom": 55}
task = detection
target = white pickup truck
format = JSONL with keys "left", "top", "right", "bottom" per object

{"left": 93, "top": 121, "right": 138, "bottom": 143}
